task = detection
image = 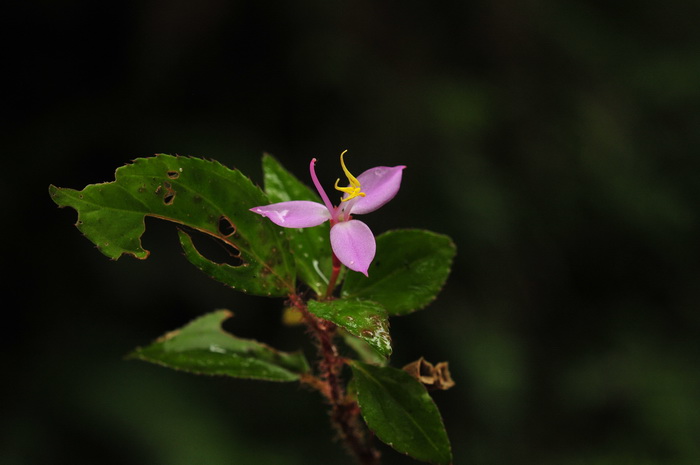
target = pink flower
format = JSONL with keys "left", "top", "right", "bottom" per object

{"left": 251, "top": 151, "right": 405, "bottom": 276}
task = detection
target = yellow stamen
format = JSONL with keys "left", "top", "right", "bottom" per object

{"left": 334, "top": 150, "right": 366, "bottom": 202}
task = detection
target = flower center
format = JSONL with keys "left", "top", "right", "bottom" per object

{"left": 334, "top": 150, "right": 366, "bottom": 202}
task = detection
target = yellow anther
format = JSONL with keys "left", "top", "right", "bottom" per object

{"left": 339, "top": 150, "right": 361, "bottom": 188}
{"left": 334, "top": 150, "right": 366, "bottom": 202}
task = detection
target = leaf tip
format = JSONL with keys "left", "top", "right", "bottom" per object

{"left": 218, "top": 308, "right": 235, "bottom": 321}
{"left": 48, "top": 184, "right": 64, "bottom": 204}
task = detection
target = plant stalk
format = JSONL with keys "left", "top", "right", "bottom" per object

{"left": 325, "top": 253, "right": 342, "bottom": 299}
{"left": 290, "top": 294, "right": 381, "bottom": 465}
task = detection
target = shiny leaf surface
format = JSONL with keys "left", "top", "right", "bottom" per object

{"left": 350, "top": 361, "right": 452, "bottom": 464}
{"left": 342, "top": 229, "right": 456, "bottom": 315}
{"left": 308, "top": 299, "right": 391, "bottom": 358}
{"left": 49, "top": 154, "right": 295, "bottom": 296}
{"left": 130, "top": 310, "right": 310, "bottom": 382}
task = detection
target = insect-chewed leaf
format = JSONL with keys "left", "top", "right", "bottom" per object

{"left": 350, "top": 361, "right": 452, "bottom": 464}
{"left": 129, "top": 310, "right": 310, "bottom": 382}
{"left": 339, "top": 329, "right": 388, "bottom": 366}
{"left": 342, "top": 229, "right": 456, "bottom": 315}
{"left": 262, "top": 154, "right": 332, "bottom": 296}
{"left": 307, "top": 299, "right": 391, "bottom": 358}
{"left": 49, "top": 154, "right": 295, "bottom": 296}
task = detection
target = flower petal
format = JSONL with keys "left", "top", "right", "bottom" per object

{"left": 250, "top": 201, "right": 331, "bottom": 228}
{"left": 330, "top": 220, "right": 376, "bottom": 276}
{"left": 345, "top": 165, "right": 405, "bottom": 215}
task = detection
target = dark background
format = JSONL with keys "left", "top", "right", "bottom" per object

{"left": 6, "top": 1, "right": 700, "bottom": 464}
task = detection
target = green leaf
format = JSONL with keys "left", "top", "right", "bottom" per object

{"left": 49, "top": 154, "right": 295, "bottom": 297}
{"left": 339, "top": 329, "right": 388, "bottom": 366}
{"left": 129, "top": 310, "right": 310, "bottom": 382}
{"left": 349, "top": 361, "right": 452, "bottom": 465}
{"left": 307, "top": 299, "right": 391, "bottom": 358}
{"left": 262, "top": 154, "right": 333, "bottom": 296}
{"left": 342, "top": 229, "right": 456, "bottom": 315}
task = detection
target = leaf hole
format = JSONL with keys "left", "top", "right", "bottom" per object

{"left": 161, "top": 181, "right": 176, "bottom": 205}
{"left": 167, "top": 170, "right": 180, "bottom": 179}
{"left": 218, "top": 216, "right": 236, "bottom": 237}
{"left": 182, "top": 227, "right": 243, "bottom": 267}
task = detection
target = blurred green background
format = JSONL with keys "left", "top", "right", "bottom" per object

{"left": 6, "top": 1, "right": 700, "bottom": 464}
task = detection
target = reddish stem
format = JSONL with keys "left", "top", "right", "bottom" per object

{"left": 325, "top": 253, "right": 342, "bottom": 300}
{"left": 289, "top": 293, "right": 380, "bottom": 465}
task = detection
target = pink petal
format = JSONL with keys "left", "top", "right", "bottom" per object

{"left": 345, "top": 165, "right": 405, "bottom": 215}
{"left": 250, "top": 201, "right": 331, "bottom": 228}
{"left": 330, "top": 220, "right": 376, "bottom": 276}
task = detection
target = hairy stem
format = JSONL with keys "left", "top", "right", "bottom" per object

{"left": 290, "top": 294, "right": 381, "bottom": 465}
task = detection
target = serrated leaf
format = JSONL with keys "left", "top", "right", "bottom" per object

{"left": 342, "top": 230, "right": 456, "bottom": 315}
{"left": 178, "top": 229, "right": 277, "bottom": 296}
{"left": 307, "top": 299, "right": 391, "bottom": 358}
{"left": 129, "top": 310, "right": 310, "bottom": 381}
{"left": 349, "top": 361, "right": 452, "bottom": 464}
{"left": 49, "top": 154, "right": 295, "bottom": 297}
{"left": 262, "top": 154, "right": 333, "bottom": 296}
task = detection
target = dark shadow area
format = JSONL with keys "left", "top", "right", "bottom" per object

{"left": 6, "top": 1, "right": 700, "bottom": 464}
